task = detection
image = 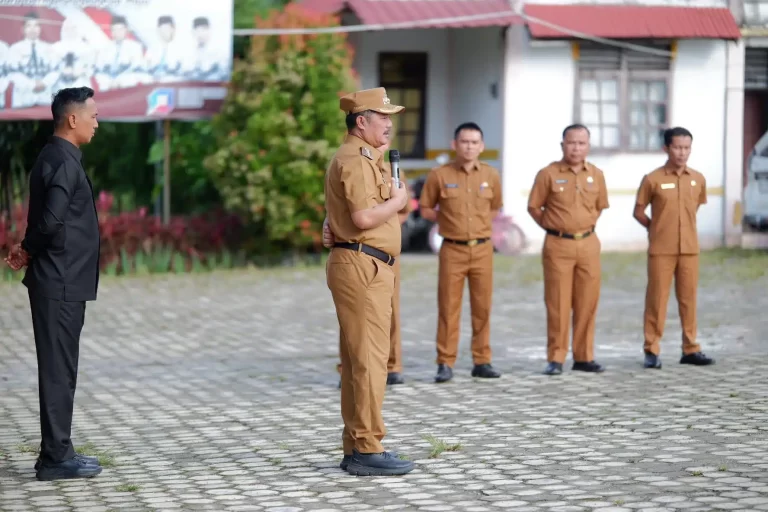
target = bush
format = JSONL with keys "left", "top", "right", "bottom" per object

{"left": 0, "top": 191, "right": 246, "bottom": 279}
{"left": 204, "top": 3, "right": 358, "bottom": 255}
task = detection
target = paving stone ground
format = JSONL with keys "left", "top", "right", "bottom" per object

{"left": 0, "top": 249, "right": 767, "bottom": 512}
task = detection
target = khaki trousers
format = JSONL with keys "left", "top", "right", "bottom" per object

{"left": 542, "top": 234, "right": 601, "bottom": 364}
{"left": 643, "top": 254, "right": 701, "bottom": 356}
{"left": 436, "top": 241, "right": 494, "bottom": 367}
{"left": 327, "top": 248, "right": 394, "bottom": 455}
{"left": 337, "top": 258, "right": 402, "bottom": 375}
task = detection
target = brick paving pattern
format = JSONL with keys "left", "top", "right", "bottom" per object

{"left": 0, "top": 250, "right": 766, "bottom": 512}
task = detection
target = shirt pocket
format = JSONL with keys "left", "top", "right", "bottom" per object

{"left": 549, "top": 180, "right": 575, "bottom": 206}
{"left": 655, "top": 182, "right": 677, "bottom": 206}
{"left": 475, "top": 187, "right": 494, "bottom": 212}
{"left": 440, "top": 187, "right": 461, "bottom": 201}
{"left": 378, "top": 182, "right": 391, "bottom": 202}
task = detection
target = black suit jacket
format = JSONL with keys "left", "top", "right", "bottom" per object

{"left": 21, "top": 136, "right": 100, "bottom": 302}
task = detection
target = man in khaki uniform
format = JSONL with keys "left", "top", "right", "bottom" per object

{"left": 633, "top": 126, "right": 714, "bottom": 369}
{"left": 324, "top": 87, "right": 414, "bottom": 476}
{"left": 419, "top": 122, "right": 503, "bottom": 383}
{"left": 326, "top": 168, "right": 412, "bottom": 386}
{"left": 527, "top": 124, "right": 609, "bottom": 376}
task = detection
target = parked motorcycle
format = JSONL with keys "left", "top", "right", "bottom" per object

{"left": 427, "top": 208, "right": 528, "bottom": 256}
{"left": 401, "top": 175, "right": 434, "bottom": 252}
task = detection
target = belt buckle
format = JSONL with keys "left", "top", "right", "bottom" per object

{"left": 387, "top": 255, "right": 393, "bottom": 265}
{"left": 467, "top": 239, "right": 478, "bottom": 247}
{"left": 573, "top": 232, "right": 583, "bottom": 240}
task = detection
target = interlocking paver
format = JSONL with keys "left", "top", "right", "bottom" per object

{"left": 1, "top": 250, "right": 767, "bottom": 511}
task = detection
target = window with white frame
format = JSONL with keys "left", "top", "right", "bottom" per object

{"left": 575, "top": 42, "right": 672, "bottom": 152}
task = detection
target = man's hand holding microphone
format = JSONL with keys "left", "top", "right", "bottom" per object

{"left": 323, "top": 142, "right": 407, "bottom": 248}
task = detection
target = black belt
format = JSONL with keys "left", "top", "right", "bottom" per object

{"left": 442, "top": 238, "right": 489, "bottom": 247}
{"left": 546, "top": 229, "right": 593, "bottom": 240}
{"left": 333, "top": 242, "right": 395, "bottom": 266}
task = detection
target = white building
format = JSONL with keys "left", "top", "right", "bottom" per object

{"left": 303, "top": 0, "right": 743, "bottom": 252}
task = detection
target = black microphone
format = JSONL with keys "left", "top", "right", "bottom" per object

{"left": 389, "top": 149, "right": 400, "bottom": 188}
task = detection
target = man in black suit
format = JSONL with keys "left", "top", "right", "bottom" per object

{"left": 4, "top": 87, "right": 103, "bottom": 481}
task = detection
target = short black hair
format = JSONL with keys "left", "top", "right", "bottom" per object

{"left": 51, "top": 87, "right": 94, "bottom": 127}
{"left": 663, "top": 127, "right": 693, "bottom": 146}
{"left": 562, "top": 124, "right": 590, "bottom": 139}
{"left": 193, "top": 17, "right": 209, "bottom": 29}
{"left": 112, "top": 15, "right": 127, "bottom": 26}
{"left": 454, "top": 122, "right": 483, "bottom": 140}
{"left": 345, "top": 110, "right": 373, "bottom": 132}
{"left": 158, "top": 15, "right": 174, "bottom": 27}
{"left": 24, "top": 11, "right": 39, "bottom": 21}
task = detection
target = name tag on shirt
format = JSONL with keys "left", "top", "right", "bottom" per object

{"left": 660, "top": 183, "right": 676, "bottom": 190}
{"left": 444, "top": 183, "right": 458, "bottom": 188}
{"left": 555, "top": 179, "right": 568, "bottom": 184}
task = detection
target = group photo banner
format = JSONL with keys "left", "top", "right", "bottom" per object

{"left": 0, "top": 0, "right": 233, "bottom": 121}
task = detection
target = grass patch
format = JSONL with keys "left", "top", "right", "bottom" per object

{"left": 16, "top": 443, "right": 39, "bottom": 454}
{"left": 423, "top": 434, "right": 462, "bottom": 459}
{"left": 718, "top": 465, "right": 727, "bottom": 472}
{"left": 77, "top": 442, "right": 117, "bottom": 468}
{"left": 690, "top": 470, "right": 703, "bottom": 476}
{"left": 115, "top": 484, "right": 140, "bottom": 492}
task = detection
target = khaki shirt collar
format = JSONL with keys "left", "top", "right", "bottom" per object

{"left": 451, "top": 160, "right": 480, "bottom": 173}
{"left": 345, "top": 133, "right": 382, "bottom": 163}
{"left": 557, "top": 159, "right": 590, "bottom": 174}
{"left": 663, "top": 164, "right": 690, "bottom": 175}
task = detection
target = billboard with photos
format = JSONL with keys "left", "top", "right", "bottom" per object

{"left": 0, "top": 1, "right": 233, "bottom": 121}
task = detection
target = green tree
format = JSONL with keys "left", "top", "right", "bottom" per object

{"left": 204, "top": 4, "right": 358, "bottom": 254}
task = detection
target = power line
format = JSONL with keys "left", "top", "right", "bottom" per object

{"left": 232, "top": 9, "right": 673, "bottom": 57}
{"left": 0, "top": 8, "right": 673, "bottom": 57}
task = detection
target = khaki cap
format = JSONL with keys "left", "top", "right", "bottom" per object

{"left": 339, "top": 87, "right": 405, "bottom": 115}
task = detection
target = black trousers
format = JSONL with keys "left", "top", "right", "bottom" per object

{"left": 29, "top": 292, "right": 86, "bottom": 464}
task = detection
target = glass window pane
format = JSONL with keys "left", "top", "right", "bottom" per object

{"left": 649, "top": 81, "right": 667, "bottom": 102}
{"left": 648, "top": 129, "right": 664, "bottom": 150}
{"left": 404, "top": 88, "right": 422, "bottom": 109}
{"left": 580, "top": 102, "right": 600, "bottom": 124}
{"left": 630, "top": 128, "right": 647, "bottom": 150}
{"left": 403, "top": 112, "right": 420, "bottom": 131}
{"left": 630, "top": 104, "right": 647, "bottom": 125}
{"left": 603, "top": 126, "right": 620, "bottom": 148}
{"left": 601, "top": 102, "right": 619, "bottom": 124}
{"left": 650, "top": 104, "right": 667, "bottom": 124}
{"left": 600, "top": 80, "right": 618, "bottom": 101}
{"left": 400, "top": 134, "right": 416, "bottom": 155}
{"left": 580, "top": 80, "right": 599, "bottom": 101}
{"left": 388, "top": 89, "right": 403, "bottom": 106}
{"left": 588, "top": 126, "right": 602, "bottom": 147}
{"left": 630, "top": 82, "right": 647, "bottom": 101}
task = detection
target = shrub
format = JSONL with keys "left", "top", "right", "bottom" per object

{"left": 204, "top": 3, "right": 359, "bottom": 255}
{"left": 0, "top": 191, "right": 246, "bottom": 278}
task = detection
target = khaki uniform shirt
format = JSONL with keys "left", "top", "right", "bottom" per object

{"left": 324, "top": 134, "right": 401, "bottom": 256}
{"left": 635, "top": 166, "right": 707, "bottom": 255}
{"left": 419, "top": 161, "right": 503, "bottom": 240}
{"left": 528, "top": 160, "right": 610, "bottom": 234}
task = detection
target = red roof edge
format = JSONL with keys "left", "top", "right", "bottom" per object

{"left": 524, "top": 5, "right": 741, "bottom": 41}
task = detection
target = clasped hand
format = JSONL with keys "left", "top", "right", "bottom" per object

{"left": 4, "top": 243, "right": 29, "bottom": 271}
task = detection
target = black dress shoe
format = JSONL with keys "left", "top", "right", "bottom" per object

{"left": 339, "top": 455, "right": 352, "bottom": 470}
{"left": 346, "top": 450, "right": 414, "bottom": 476}
{"left": 36, "top": 457, "right": 103, "bottom": 481}
{"left": 680, "top": 352, "right": 714, "bottom": 365}
{"left": 471, "top": 363, "right": 501, "bottom": 378}
{"left": 35, "top": 453, "right": 99, "bottom": 472}
{"left": 387, "top": 372, "right": 405, "bottom": 385}
{"left": 644, "top": 352, "right": 662, "bottom": 369}
{"left": 435, "top": 364, "right": 453, "bottom": 383}
{"left": 543, "top": 362, "right": 563, "bottom": 375}
{"left": 572, "top": 361, "right": 605, "bottom": 373}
